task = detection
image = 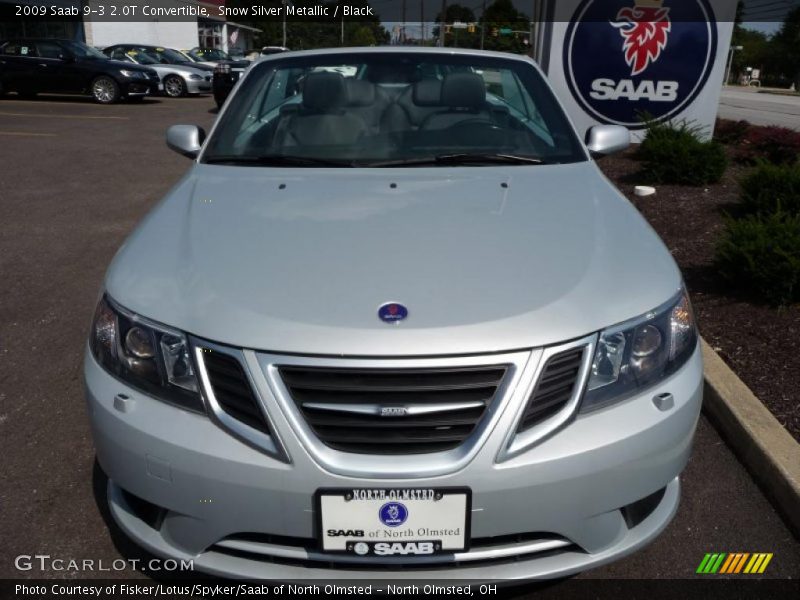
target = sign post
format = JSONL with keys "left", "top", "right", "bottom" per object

{"left": 537, "top": 0, "right": 736, "bottom": 140}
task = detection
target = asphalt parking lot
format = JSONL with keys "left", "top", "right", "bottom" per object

{"left": 0, "top": 94, "right": 798, "bottom": 585}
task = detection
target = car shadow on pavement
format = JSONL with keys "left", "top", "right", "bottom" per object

{"left": 1, "top": 93, "right": 163, "bottom": 105}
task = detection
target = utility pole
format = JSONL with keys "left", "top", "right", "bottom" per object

{"left": 480, "top": 0, "right": 486, "bottom": 49}
{"left": 421, "top": 0, "right": 425, "bottom": 43}
{"left": 282, "top": 0, "right": 287, "bottom": 48}
{"left": 402, "top": 0, "right": 407, "bottom": 44}
{"left": 438, "top": 0, "right": 446, "bottom": 47}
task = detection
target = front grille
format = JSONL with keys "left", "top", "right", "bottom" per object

{"left": 279, "top": 365, "right": 509, "bottom": 454}
{"left": 518, "top": 348, "right": 584, "bottom": 432}
{"left": 203, "top": 350, "right": 270, "bottom": 434}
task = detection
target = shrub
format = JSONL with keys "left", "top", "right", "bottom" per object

{"left": 736, "top": 125, "right": 800, "bottom": 165}
{"left": 638, "top": 120, "right": 728, "bottom": 185}
{"left": 714, "top": 118, "right": 751, "bottom": 145}
{"left": 716, "top": 211, "right": 800, "bottom": 305}
{"left": 739, "top": 162, "right": 800, "bottom": 216}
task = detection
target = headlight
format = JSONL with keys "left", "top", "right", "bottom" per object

{"left": 90, "top": 295, "right": 203, "bottom": 413}
{"left": 119, "top": 69, "right": 144, "bottom": 79}
{"left": 189, "top": 73, "right": 203, "bottom": 80}
{"left": 581, "top": 288, "right": 698, "bottom": 412}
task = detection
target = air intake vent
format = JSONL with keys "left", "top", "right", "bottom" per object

{"left": 518, "top": 348, "right": 585, "bottom": 432}
{"left": 279, "top": 365, "right": 509, "bottom": 455}
{"left": 203, "top": 350, "right": 270, "bottom": 434}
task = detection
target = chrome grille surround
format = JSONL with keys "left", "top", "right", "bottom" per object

{"left": 259, "top": 349, "right": 532, "bottom": 479}
{"left": 497, "top": 334, "right": 597, "bottom": 462}
{"left": 193, "top": 334, "right": 596, "bottom": 477}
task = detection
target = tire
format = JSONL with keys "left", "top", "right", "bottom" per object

{"left": 91, "top": 76, "right": 120, "bottom": 104}
{"left": 163, "top": 75, "right": 186, "bottom": 98}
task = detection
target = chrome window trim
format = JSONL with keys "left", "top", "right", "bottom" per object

{"left": 256, "top": 350, "right": 534, "bottom": 479}
{"left": 497, "top": 333, "right": 597, "bottom": 462}
{"left": 193, "top": 339, "right": 290, "bottom": 463}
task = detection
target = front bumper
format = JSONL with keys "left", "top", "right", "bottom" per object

{"left": 185, "top": 77, "right": 212, "bottom": 94}
{"left": 121, "top": 80, "right": 159, "bottom": 97}
{"left": 85, "top": 342, "right": 703, "bottom": 579}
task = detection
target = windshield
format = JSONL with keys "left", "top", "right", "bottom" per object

{"left": 63, "top": 41, "right": 107, "bottom": 60}
{"left": 156, "top": 48, "right": 192, "bottom": 64}
{"left": 126, "top": 49, "right": 159, "bottom": 65}
{"left": 202, "top": 53, "right": 587, "bottom": 167}
{"left": 190, "top": 48, "right": 229, "bottom": 61}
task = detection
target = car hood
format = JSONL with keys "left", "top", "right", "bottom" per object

{"left": 151, "top": 63, "right": 208, "bottom": 76}
{"left": 106, "top": 163, "right": 681, "bottom": 356}
{"left": 104, "top": 59, "right": 153, "bottom": 72}
{"left": 177, "top": 62, "right": 215, "bottom": 72}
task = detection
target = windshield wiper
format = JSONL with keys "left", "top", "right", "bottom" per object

{"left": 364, "top": 153, "right": 547, "bottom": 167}
{"left": 203, "top": 154, "right": 354, "bottom": 167}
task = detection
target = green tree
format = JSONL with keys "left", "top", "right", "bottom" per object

{"left": 225, "top": 0, "right": 388, "bottom": 50}
{"left": 731, "top": 28, "right": 772, "bottom": 81}
{"left": 773, "top": 6, "right": 800, "bottom": 89}
{"left": 433, "top": 4, "right": 479, "bottom": 48}
{"left": 481, "top": 0, "right": 530, "bottom": 54}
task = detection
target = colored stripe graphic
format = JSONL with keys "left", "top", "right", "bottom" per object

{"left": 698, "top": 552, "right": 773, "bottom": 574}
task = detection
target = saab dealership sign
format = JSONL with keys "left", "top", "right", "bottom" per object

{"left": 541, "top": 0, "right": 735, "bottom": 139}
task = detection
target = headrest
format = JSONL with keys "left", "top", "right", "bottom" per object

{"left": 413, "top": 79, "right": 443, "bottom": 106}
{"left": 302, "top": 71, "right": 347, "bottom": 110}
{"left": 346, "top": 79, "right": 376, "bottom": 107}
{"left": 441, "top": 73, "right": 486, "bottom": 109}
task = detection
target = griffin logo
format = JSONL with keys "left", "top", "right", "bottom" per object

{"left": 611, "top": 0, "right": 671, "bottom": 76}
{"left": 564, "top": 0, "right": 717, "bottom": 128}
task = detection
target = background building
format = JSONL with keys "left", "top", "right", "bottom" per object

{"left": 0, "top": 0, "right": 259, "bottom": 53}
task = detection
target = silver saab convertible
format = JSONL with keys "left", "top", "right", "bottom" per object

{"left": 85, "top": 47, "right": 702, "bottom": 580}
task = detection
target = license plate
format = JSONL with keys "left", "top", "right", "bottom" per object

{"left": 317, "top": 488, "right": 470, "bottom": 556}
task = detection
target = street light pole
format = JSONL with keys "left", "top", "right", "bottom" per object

{"left": 480, "top": 0, "right": 486, "bottom": 50}
{"left": 282, "top": 0, "right": 287, "bottom": 47}
{"left": 725, "top": 45, "right": 743, "bottom": 86}
{"left": 421, "top": 0, "right": 426, "bottom": 43}
{"left": 438, "top": 0, "right": 446, "bottom": 47}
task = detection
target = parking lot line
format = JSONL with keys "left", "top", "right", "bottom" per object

{"left": 0, "top": 111, "right": 128, "bottom": 120}
{"left": 0, "top": 131, "right": 57, "bottom": 137}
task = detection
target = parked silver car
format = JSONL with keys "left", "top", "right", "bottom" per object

{"left": 102, "top": 45, "right": 212, "bottom": 97}
{"left": 86, "top": 48, "right": 702, "bottom": 580}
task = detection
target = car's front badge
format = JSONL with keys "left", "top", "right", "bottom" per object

{"left": 378, "top": 302, "right": 408, "bottom": 324}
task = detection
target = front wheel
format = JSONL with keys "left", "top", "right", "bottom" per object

{"left": 163, "top": 75, "right": 186, "bottom": 98}
{"left": 91, "top": 76, "right": 120, "bottom": 104}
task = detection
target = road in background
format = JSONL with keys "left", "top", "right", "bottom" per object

{"left": 718, "top": 87, "right": 800, "bottom": 129}
{"left": 0, "top": 95, "right": 798, "bottom": 584}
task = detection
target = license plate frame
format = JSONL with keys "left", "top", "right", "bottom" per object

{"left": 315, "top": 487, "right": 471, "bottom": 555}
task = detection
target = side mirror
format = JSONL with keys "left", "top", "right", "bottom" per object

{"left": 166, "top": 125, "right": 205, "bottom": 159}
{"left": 585, "top": 125, "right": 630, "bottom": 157}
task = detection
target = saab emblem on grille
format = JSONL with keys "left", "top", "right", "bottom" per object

{"left": 378, "top": 302, "right": 408, "bottom": 324}
{"left": 380, "top": 406, "right": 408, "bottom": 417}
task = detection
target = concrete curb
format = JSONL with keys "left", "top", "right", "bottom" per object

{"left": 701, "top": 338, "right": 800, "bottom": 537}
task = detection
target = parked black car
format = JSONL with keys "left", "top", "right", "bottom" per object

{"left": 212, "top": 46, "right": 288, "bottom": 108}
{"left": 0, "top": 39, "right": 159, "bottom": 103}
